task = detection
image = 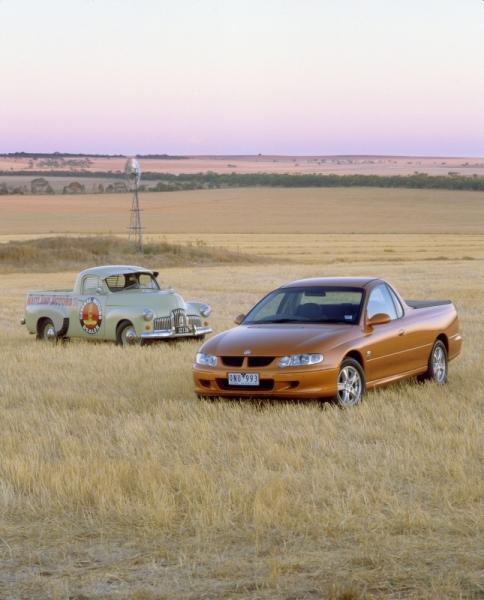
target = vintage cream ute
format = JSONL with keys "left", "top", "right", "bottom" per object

{"left": 23, "top": 265, "right": 212, "bottom": 346}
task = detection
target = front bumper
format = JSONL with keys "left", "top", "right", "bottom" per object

{"left": 193, "top": 364, "right": 339, "bottom": 399}
{"left": 142, "top": 326, "right": 212, "bottom": 340}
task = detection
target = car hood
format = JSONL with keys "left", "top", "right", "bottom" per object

{"left": 106, "top": 290, "right": 187, "bottom": 313}
{"left": 202, "top": 323, "right": 355, "bottom": 356}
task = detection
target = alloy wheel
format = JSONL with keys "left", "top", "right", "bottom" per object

{"left": 337, "top": 365, "right": 362, "bottom": 407}
{"left": 432, "top": 345, "right": 447, "bottom": 383}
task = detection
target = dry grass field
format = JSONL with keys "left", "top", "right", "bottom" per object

{"left": 0, "top": 188, "right": 482, "bottom": 599}
{"left": 1, "top": 187, "right": 484, "bottom": 235}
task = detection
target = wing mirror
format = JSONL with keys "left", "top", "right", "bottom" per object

{"left": 234, "top": 314, "right": 245, "bottom": 325}
{"left": 96, "top": 287, "right": 106, "bottom": 295}
{"left": 367, "top": 313, "right": 391, "bottom": 326}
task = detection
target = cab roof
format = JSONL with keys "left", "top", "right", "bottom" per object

{"left": 78, "top": 265, "right": 155, "bottom": 279}
{"left": 282, "top": 277, "right": 380, "bottom": 288}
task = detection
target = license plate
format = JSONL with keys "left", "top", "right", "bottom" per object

{"left": 228, "top": 372, "right": 260, "bottom": 386}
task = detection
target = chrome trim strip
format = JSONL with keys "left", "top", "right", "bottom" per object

{"left": 141, "top": 326, "right": 212, "bottom": 339}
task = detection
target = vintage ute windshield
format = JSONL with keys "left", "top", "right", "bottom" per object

{"left": 243, "top": 286, "right": 364, "bottom": 325}
{"left": 105, "top": 272, "right": 160, "bottom": 292}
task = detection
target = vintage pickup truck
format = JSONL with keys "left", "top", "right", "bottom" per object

{"left": 23, "top": 265, "right": 212, "bottom": 346}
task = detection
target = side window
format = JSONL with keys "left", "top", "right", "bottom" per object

{"left": 387, "top": 285, "right": 404, "bottom": 318}
{"left": 367, "top": 284, "right": 398, "bottom": 320}
{"left": 82, "top": 276, "right": 101, "bottom": 295}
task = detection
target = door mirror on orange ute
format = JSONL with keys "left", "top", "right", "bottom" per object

{"left": 234, "top": 314, "right": 245, "bottom": 325}
{"left": 367, "top": 313, "right": 391, "bottom": 326}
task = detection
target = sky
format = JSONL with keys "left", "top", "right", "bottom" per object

{"left": 1, "top": 0, "right": 483, "bottom": 156}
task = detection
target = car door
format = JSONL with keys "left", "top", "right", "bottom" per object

{"left": 70, "top": 274, "right": 107, "bottom": 339}
{"left": 386, "top": 284, "right": 433, "bottom": 372}
{"left": 364, "top": 283, "right": 412, "bottom": 383}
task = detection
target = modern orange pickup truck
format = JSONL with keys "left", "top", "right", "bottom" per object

{"left": 193, "top": 277, "right": 462, "bottom": 406}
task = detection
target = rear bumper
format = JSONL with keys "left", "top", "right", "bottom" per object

{"left": 193, "top": 364, "right": 339, "bottom": 399}
{"left": 142, "top": 326, "right": 212, "bottom": 340}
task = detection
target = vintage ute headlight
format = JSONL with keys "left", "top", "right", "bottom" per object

{"left": 196, "top": 352, "right": 218, "bottom": 367}
{"left": 200, "top": 304, "right": 212, "bottom": 318}
{"left": 143, "top": 309, "right": 154, "bottom": 321}
{"left": 278, "top": 353, "right": 324, "bottom": 368}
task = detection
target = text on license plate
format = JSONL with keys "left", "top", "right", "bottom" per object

{"left": 228, "top": 372, "right": 260, "bottom": 386}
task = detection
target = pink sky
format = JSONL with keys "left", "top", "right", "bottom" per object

{"left": 1, "top": 0, "right": 483, "bottom": 156}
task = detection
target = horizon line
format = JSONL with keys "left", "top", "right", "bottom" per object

{"left": 2, "top": 152, "right": 484, "bottom": 160}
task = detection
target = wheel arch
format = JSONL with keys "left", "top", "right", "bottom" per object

{"left": 36, "top": 316, "right": 51, "bottom": 336}
{"left": 342, "top": 349, "right": 365, "bottom": 370}
{"left": 116, "top": 318, "right": 133, "bottom": 335}
{"left": 436, "top": 333, "right": 449, "bottom": 354}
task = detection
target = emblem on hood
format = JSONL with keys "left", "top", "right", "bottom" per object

{"left": 244, "top": 349, "right": 252, "bottom": 355}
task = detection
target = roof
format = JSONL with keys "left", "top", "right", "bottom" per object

{"left": 78, "top": 265, "right": 154, "bottom": 279}
{"left": 281, "top": 277, "right": 380, "bottom": 288}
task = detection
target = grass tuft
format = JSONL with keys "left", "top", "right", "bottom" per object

{"left": 0, "top": 235, "right": 265, "bottom": 272}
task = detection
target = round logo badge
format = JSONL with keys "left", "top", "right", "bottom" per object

{"left": 79, "top": 297, "right": 102, "bottom": 334}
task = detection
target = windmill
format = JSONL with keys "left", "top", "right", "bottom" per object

{"left": 125, "top": 157, "right": 144, "bottom": 252}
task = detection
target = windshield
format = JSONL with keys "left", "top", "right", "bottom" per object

{"left": 243, "top": 286, "right": 364, "bottom": 325}
{"left": 105, "top": 272, "right": 160, "bottom": 292}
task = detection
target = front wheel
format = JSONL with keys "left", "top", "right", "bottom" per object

{"left": 335, "top": 358, "right": 365, "bottom": 407}
{"left": 116, "top": 322, "right": 142, "bottom": 347}
{"left": 420, "top": 340, "right": 448, "bottom": 384}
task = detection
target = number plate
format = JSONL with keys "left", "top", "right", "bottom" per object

{"left": 228, "top": 372, "right": 260, "bottom": 386}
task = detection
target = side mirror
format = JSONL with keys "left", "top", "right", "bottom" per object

{"left": 234, "top": 313, "right": 245, "bottom": 325}
{"left": 367, "top": 313, "right": 391, "bottom": 326}
{"left": 96, "top": 287, "right": 106, "bottom": 296}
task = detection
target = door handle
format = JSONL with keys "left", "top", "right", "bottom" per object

{"left": 398, "top": 329, "right": 406, "bottom": 336}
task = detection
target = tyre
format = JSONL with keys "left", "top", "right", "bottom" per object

{"left": 335, "top": 358, "right": 365, "bottom": 407}
{"left": 37, "top": 319, "right": 58, "bottom": 343}
{"left": 116, "top": 322, "right": 141, "bottom": 347}
{"left": 420, "top": 340, "right": 448, "bottom": 384}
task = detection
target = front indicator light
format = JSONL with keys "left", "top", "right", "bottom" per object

{"left": 200, "top": 304, "right": 212, "bottom": 318}
{"left": 195, "top": 352, "right": 218, "bottom": 367}
{"left": 278, "top": 353, "right": 324, "bottom": 368}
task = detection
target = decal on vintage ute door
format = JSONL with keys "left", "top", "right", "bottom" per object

{"left": 79, "top": 297, "right": 103, "bottom": 335}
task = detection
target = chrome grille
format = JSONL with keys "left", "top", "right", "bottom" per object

{"left": 173, "top": 308, "right": 190, "bottom": 333}
{"left": 188, "top": 315, "right": 202, "bottom": 328}
{"left": 153, "top": 316, "right": 172, "bottom": 330}
{"left": 153, "top": 310, "right": 203, "bottom": 332}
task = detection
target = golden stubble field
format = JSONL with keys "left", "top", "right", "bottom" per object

{"left": 0, "top": 188, "right": 483, "bottom": 599}
{"left": 1, "top": 187, "right": 484, "bottom": 235}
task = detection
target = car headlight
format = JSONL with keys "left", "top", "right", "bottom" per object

{"left": 278, "top": 353, "right": 324, "bottom": 368}
{"left": 200, "top": 304, "right": 211, "bottom": 318}
{"left": 143, "top": 309, "right": 154, "bottom": 321}
{"left": 195, "top": 352, "right": 218, "bottom": 367}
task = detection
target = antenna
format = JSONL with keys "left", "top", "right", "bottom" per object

{"left": 125, "top": 157, "right": 144, "bottom": 252}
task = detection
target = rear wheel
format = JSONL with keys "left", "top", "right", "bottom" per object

{"left": 335, "top": 358, "right": 365, "bottom": 407}
{"left": 37, "top": 319, "right": 57, "bottom": 343}
{"left": 117, "top": 322, "right": 142, "bottom": 347}
{"left": 420, "top": 340, "right": 448, "bottom": 384}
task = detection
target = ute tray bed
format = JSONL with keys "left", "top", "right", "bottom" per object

{"left": 406, "top": 300, "right": 452, "bottom": 309}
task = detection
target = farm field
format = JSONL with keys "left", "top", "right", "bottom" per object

{"left": 2, "top": 154, "right": 484, "bottom": 176}
{"left": 1, "top": 187, "right": 484, "bottom": 235}
{"left": 0, "top": 190, "right": 483, "bottom": 598}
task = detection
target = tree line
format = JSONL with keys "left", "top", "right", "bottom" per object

{"left": 1, "top": 171, "right": 484, "bottom": 193}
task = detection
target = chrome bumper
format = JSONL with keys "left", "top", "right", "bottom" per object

{"left": 141, "top": 326, "right": 212, "bottom": 340}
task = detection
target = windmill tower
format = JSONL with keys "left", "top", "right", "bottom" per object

{"left": 125, "top": 157, "right": 144, "bottom": 252}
